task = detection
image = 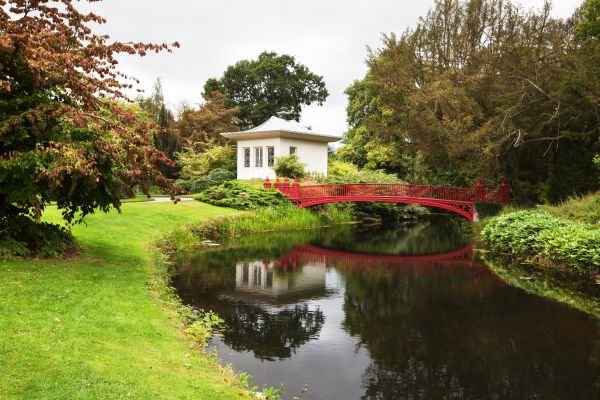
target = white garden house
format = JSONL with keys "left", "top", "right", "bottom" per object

{"left": 220, "top": 116, "right": 341, "bottom": 180}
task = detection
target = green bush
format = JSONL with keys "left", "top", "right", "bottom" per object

{"left": 323, "top": 167, "right": 401, "bottom": 184}
{"left": 176, "top": 168, "right": 235, "bottom": 194}
{"left": 194, "top": 181, "right": 290, "bottom": 210}
{"left": 538, "top": 224, "right": 600, "bottom": 273}
{"left": 481, "top": 210, "right": 599, "bottom": 274}
{"left": 0, "top": 215, "right": 74, "bottom": 258}
{"left": 481, "top": 211, "right": 567, "bottom": 254}
{"left": 273, "top": 154, "right": 306, "bottom": 178}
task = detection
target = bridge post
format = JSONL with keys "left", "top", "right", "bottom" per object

{"left": 274, "top": 177, "right": 281, "bottom": 189}
{"left": 263, "top": 177, "right": 272, "bottom": 189}
{"left": 291, "top": 178, "right": 300, "bottom": 200}
{"left": 282, "top": 177, "right": 290, "bottom": 195}
{"left": 501, "top": 179, "right": 510, "bottom": 204}
{"left": 476, "top": 180, "right": 486, "bottom": 202}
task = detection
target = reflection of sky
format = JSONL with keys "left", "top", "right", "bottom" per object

{"left": 211, "top": 269, "right": 372, "bottom": 399}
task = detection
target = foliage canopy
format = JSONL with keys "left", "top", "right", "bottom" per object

{"left": 204, "top": 51, "right": 328, "bottom": 129}
{"left": 340, "top": 0, "right": 600, "bottom": 202}
{"left": 0, "top": 0, "right": 178, "bottom": 244}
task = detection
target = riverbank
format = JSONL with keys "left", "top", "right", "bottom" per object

{"left": 478, "top": 193, "right": 600, "bottom": 318}
{"left": 0, "top": 202, "right": 249, "bottom": 399}
{"left": 0, "top": 201, "right": 354, "bottom": 399}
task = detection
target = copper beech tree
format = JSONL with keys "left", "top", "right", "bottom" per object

{"left": 0, "top": 0, "right": 179, "bottom": 253}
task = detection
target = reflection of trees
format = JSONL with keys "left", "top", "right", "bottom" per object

{"left": 341, "top": 269, "right": 600, "bottom": 400}
{"left": 223, "top": 303, "right": 324, "bottom": 361}
{"left": 318, "top": 217, "right": 468, "bottom": 256}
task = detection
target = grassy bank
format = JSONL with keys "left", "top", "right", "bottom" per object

{"left": 539, "top": 191, "right": 600, "bottom": 224}
{"left": 481, "top": 210, "right": 599, "bottom": 275}
{"left": 157, "top": 204, "right": 354, "bottom": 253}
{"left": 478, "top": 192, "right": 600, "bottom": 318}
{"left": 0, "top": 201, "right": 248, "bottom": 400}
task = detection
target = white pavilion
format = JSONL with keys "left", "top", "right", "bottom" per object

{"left": 220, "top": 116, "right": 341, "bottom": 180}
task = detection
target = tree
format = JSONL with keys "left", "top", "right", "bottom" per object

{"left": 340, "top": 0, "right": 600, "bottom": 202}
{"left": 576, "top": 0, "right": 600, "bottom": 39}
{"left": 177, "top": 91, "right": 240, "bottom": 148}
{"left": 0, "top": 0, "right": 178, "bottom": 252}
{"left": 137, "top": 78, "right": 182, "bottom": 179}
{"left": 177, "top": 144, "right": 236, "bottom": 180}
{"left": 204, "top": 51, "right": 329, "bottom": 129}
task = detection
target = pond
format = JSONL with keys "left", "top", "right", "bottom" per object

{"left": 172, "top": 218, "right": 600, "bottom": 400}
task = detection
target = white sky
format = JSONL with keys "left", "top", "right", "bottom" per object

{"left": 85, "top": 0, "right": 584, "bottom": 135}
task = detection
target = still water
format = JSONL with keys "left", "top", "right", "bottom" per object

{"left": 173, "top": 219, "right": 600, "bottom": 399}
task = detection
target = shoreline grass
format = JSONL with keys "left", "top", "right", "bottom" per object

{"left": 0, "top": 201, "right": 248, "bottom": 399}
{"left": 156, "top": 205, "right": 355, "bottom": 254}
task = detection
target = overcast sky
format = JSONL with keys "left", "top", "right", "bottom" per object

{"left": 86, "top": 0, "right": 584, "bottom": 135}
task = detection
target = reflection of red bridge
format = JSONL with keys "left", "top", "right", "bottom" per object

{"left": 271, "top": 243, "right": 491, "bottom": 278}
{"left": 264, "top": 179, "right": 510, "bottom": 222}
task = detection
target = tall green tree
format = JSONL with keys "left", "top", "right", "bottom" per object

{"left": 204, "top": 51, "right": 329, "bottom": 129}
{"left": 0, "top": 0, "right": 178, "bottom": 251}
{"left": 137, "top": 79, "right": 181, "bottom": 178}
{"left": 341, "top": 0, "right": 600, "bottom": 202}
{"left": 576, "top": 0, "right": 600, "bottom": 39}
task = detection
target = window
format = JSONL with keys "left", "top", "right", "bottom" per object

{"left": 289, "top": 146, "right": 297, "bottom": 155}
{"left": 254, "top": 147, "right": 263, "bottom": 168}
{"left": 267, "top": 146, "right": 275, "bottom": 167}
{"left": 243, "top": 147, "right": 250, "bottom": 168}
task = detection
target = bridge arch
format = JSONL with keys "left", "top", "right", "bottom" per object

{"left": 295, "top": 197, "right": 475, "bottom": 221}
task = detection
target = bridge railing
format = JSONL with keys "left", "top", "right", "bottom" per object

{"left": 294, "top": 183, "right": 478, "bottom": 202}
{"left": 264, "top": 178, "right": 510, "bottom": 205}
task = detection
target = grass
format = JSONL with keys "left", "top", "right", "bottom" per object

{"left": 120, "top": 195, "right": 155, "bottom": 203}
{"left": 538, "top": 191, "right": 600, "bottom": 225}
{"left": 158, "top": 205, "right": 354, "bottom": 253}
{"left": 0, "top": 201, "right": 249, "bottom": 400}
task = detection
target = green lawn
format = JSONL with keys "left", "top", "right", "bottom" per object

{"left": 0, "top": 201, "right": 246, "bottom": 400}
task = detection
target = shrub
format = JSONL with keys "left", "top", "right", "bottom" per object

{"left": 481, "top": 210, "right": 600, "bottom": 274}
{"left": 481, "top": 211, "right": 567, "bottom": 254}
{"left": 328, "top": 160, "right": 359, "bottom": 177}
{"left": 0, "top": 215, "right": 75, "bottom": 258}
{"left": 538, "top": 224, "right": 600, "bottom": 273}
{"left": 176, "top": 168, "right": 235, "bottom": 194}
{"left": 324, "top": 167, "right": 401, "bottom": 184}
{"left": 273, "top": 154, "right": 306, "bottom": 178}
{"left": 177, "top": 144, "right": 236, "bottom": 180}
{"left": 194, "top": 181, "right": 290, "bottom": 210}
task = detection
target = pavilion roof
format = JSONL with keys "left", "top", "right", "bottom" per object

{"left": 220, "top": 116, "right": 341, "bottom": 143}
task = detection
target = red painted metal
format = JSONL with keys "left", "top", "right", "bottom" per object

{"left": 266, "top": 178, "right": 510, "bottom": 222}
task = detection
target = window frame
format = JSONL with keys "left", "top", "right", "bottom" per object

{"left": 267, "top": 146, "right": 275, "bottom": 167}
{"left": 243, "top": 147, "right": 251, "bottom": 168}
{"left": 289, "top": 146, "right": 297, "bottom": 155}
{"left": 254, "top": 146, "right": 263, "bottom": 168}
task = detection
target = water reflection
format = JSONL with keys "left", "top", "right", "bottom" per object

{"left": 173, "top": 219, "right": 600, "bottom": 400}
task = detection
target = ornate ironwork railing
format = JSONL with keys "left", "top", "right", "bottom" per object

{"left": 264, "top": 178, "right": 510, "bottom": 205}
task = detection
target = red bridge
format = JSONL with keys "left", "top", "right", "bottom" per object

{"left": 264, "top": 178, "right": 510, "bottom": 222}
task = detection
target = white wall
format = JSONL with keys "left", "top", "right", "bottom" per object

{"left": 280, "top": 138, "right": 328, "bottom": 177}
{"left": 236, "top": 137, "right": 329, "bottom": 179}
